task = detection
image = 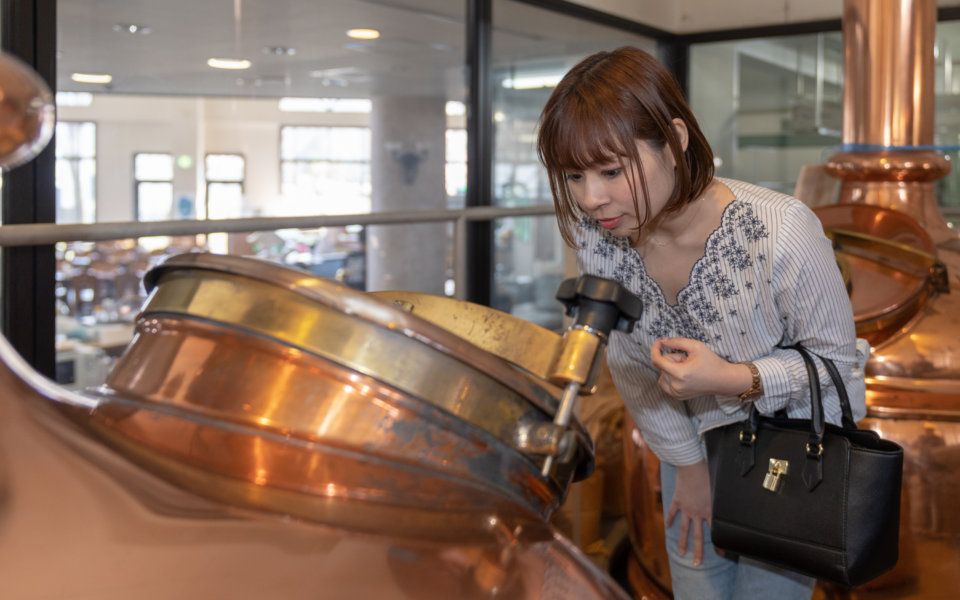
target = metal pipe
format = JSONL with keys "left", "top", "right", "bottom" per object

{"left": 3, "top": 204, "right": 555, "bottom": 304}
{"left": 842, "top": 0, "right": 936, "bottom": 147}
{"left": 825, "top": 0, "right": 954, "bottom": 243}
{"left": 0, "top": 205, "right": 555, "bottom": 247}
{"left": 541, "top": 381, "right": 581, "bottom": 477}
{"left": 941, "top": 207, "right": 960, "bottom": 219}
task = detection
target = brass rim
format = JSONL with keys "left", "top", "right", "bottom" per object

{"left": 139, "top": 270, "right": 570, "bottom": 454}
{"left": 143, "top": 254, "right": 568, "bottom": 416}
{"left": 369, "top": 290, "right": 564, "bottom": 382}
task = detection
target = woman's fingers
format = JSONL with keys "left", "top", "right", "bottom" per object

{"left": 692, "top": 516, "right": 705, "bottom": 567}
{"left": 651, "top": 339, "right": 689, "bottom": 373}
{"left": 659, "top": 337, "right": 697, "bottom": 354}
{"left": 677, "top": 516, "right": 690, "bottom": 557}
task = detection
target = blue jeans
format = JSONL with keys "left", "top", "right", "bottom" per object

{"left": 659, "top": 461, "right": 816, "bottom": 600}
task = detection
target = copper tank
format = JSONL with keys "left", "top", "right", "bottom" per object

{"left": 622, "top": 0, "right": 960, "bottom": 597}
{"left": 0, "top": 252, "right": 630, "bottom": 599}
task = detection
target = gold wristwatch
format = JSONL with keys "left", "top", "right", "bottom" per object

{"left": 738, "top": 361, "right": 763, "bottom": 403}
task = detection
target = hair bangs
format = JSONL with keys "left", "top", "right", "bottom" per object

{"left": 540, "top": 96, "right": 629, "bottom": 172}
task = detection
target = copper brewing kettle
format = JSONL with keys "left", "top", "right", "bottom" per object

{"left": 0, "top": 251, "right": 640, "bottom": 599}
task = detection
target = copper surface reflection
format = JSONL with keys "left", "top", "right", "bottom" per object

{"left": 840, "top": 0, "right": 935, "bottom": 147}
{"left": 813, "top": 203, "right": 946, "bottom": 345}
{"left": 97, "top": 315, "right": 558, "bottom": 523}
{"left": 0, "top": 51, "right": 55, "bottom": 168}
{"left": 0, "top": 373, "right": 628, "bottom": 599}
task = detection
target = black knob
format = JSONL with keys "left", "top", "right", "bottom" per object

{"left": 555, "top": 275, "right": 643, "bottom": 335}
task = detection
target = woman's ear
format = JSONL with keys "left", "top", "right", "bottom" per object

{"left": 671, "top": 118, "right": 689, "bottom": 153}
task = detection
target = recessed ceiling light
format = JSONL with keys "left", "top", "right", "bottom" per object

{"left": 263, "top": 46, "right": 296, "bottom": 56}
{"left": 113, "top": 23, "right": 151, "bottom": 35}
{"left": 71, "top": 73, "right": 112, "bottom": 84}
{"left": 347, "top": 28, "right": 380, "bottom": 40}
{"left": 207, "top": 58, "right": 252, "bottom": 70}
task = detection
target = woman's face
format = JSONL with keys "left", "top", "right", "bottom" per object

{"left": 563, "top": 138, "right": 676, "bottom": 240}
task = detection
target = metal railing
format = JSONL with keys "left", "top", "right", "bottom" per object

{"left": 0, "top": 204, "right": 558, "bottom": 300}
{"left": 5, "top": 202, "right": 957, "bottom": 301}
{"left": 941, "top": 206, "right": 960, "bottom": 220}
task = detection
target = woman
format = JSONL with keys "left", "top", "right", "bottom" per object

{"left": 536, "top": 46, "right": 868, "bottom": 599}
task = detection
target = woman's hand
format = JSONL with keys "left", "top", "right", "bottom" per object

{"left": 651, "top": 337, "right": 753, "bottom": 400}
{"left": 666, "top": 460, "right": 713, "bottom": 566}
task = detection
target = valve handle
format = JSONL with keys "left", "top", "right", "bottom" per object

{"left": 541, "top": 275, "right": 643, "bottom": 479}
{"left": 555, "top": 274, "right": 643, "bottom": 335}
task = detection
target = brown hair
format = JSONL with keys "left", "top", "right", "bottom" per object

{"left": 537, "top": 46, "right": 714, "bottom": 247}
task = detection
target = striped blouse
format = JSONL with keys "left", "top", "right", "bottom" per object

{"left": 575, "top": 178, "right": 868, "bottom": 466}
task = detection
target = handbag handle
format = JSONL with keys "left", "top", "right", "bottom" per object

{"left": 807, "top": 347, "right": 857, "bottom": 429}
{"left": 793, "top": 345, "right": 827, "bottom": 490}
{"left": 736, "top": 344, "right": 856, "bottom": 490}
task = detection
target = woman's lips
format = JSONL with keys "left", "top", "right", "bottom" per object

{"left": 597, "top": 216, "right": 622, "bottom": 230}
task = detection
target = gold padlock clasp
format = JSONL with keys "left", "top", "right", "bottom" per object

{"left": 762, "top": 458, "right": 789, "bottom": 492}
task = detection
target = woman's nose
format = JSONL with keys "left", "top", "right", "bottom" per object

{"left": 579, "top": 177, "right": 609, "bottom": 212}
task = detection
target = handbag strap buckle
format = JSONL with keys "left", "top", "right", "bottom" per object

{"left": 806, "top": 441, "right": 823, "bottom": 457}
{"left": 737, "top": 424, "right": 758, "bottom": 475}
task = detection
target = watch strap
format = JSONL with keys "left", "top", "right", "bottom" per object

{"left": 738, "top": 361, "right": 763, "bottom": 403}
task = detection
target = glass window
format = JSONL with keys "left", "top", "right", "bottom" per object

{"left": 207, "top": 183, "right": 243, "bottom": 220}
{"left": 205, "top": 153, "right": 245, "bottom": 219}
{"left": 134, "top": 152, "right": 175, "bottom": 181}
{"left": 281, "top": 126, "right": 371, "bottom": 163}
{"left": 58, "top": 0, "right": 468, "bottom": 300}
{"left": 445, "top": 128, "right": 467, "bottom": 201}
{"left": 134, "top": 153, "right": 175, "bottom": 221}
{"left": 936, "top": 20, "right": 960, "bottom": 223}
{"left": 491, "top": 0, "right": 657, "bottom": 329}
{"left": 136, "top": 182, "right": 174, "bottom": 222}
{"left": 276, "top": 126, "right": 370, "bottom": 285}
{"left": 55, "top": 121, "right": 97, "bottom": 223}
{"left": 204, "top": 153, "right": 246, "bottom": 254}
{"left": 688, "top": 23, "right": 960, "bottom": 227}
{"left": 205, "top": 153, "right": 245, "bottom": 183}
{"left": 280, "top": 126, "right": 371, "bottom": 216}
{"left": 689, "top": 33, "right": 844, "bottom": 195}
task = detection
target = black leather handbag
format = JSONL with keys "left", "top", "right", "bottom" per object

{"left": 704, "top": 345, "right": 903, "bottom": 587}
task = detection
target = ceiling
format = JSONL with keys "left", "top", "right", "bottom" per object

{"left": 54, "top": 0, "right": 960, "bottom": 117}
{"left": 55, "top": 0, "right": 653, "bottom": 100}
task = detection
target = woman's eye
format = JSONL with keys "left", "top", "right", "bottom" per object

{"left": 564, "top": 173, "right": 582, "bottom": 183}
{"left": 603, "top": 168, "right": 621, "bottom": 178}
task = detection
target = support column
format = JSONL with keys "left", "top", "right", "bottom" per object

{"left": 368, "top": 96, "right": 447, "bottom": 294}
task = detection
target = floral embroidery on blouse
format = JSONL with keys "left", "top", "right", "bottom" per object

{"left": 582, "top": 200, "right": 770, "bottom": 345}
{"left": 574, "top": 178, "right": 865, "bottom": 466}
